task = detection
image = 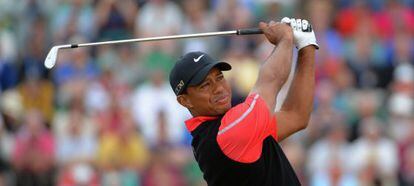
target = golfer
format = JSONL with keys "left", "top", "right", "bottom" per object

{"left": 169, "top": 17, "right": 318, "bottom": 186}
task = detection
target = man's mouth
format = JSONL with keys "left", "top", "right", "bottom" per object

{"left": 214, "top": 94, "right": 229, "bottom": 105}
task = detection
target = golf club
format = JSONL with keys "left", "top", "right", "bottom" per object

{"left": 44, "top": 28, "right": 263, "bottom": 69}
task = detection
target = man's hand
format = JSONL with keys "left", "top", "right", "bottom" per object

{"left": 281, "top": 17, "right": 319, "bottom": 50}
{"left": 259, "top": 21, "right": 293, "bottom": 46}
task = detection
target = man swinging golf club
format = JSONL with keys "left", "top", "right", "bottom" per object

{"left": 169, "top": 17, "right": 319, "bottom": 186}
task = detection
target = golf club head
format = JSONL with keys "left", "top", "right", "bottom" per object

{"left": 44, "top": 46, "right": 59, "bottom": 69}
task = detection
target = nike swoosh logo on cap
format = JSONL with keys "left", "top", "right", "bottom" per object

{"left": 193, "top": 54, "right": 205, "bottom": 62}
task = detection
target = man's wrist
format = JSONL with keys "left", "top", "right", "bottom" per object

{"left": 277, "top": 36, "right": 294, "bottom": 48}
{"left": 298, "top": 45, "right": 316, "bottom": 60}
{"left": 298, "top": 45, "right": 318, "bottom": 52}
{"left": 297, "top": 40, "right": 319, "bottom": 50}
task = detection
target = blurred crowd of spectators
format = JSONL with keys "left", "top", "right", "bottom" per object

{"left": 0, "top": 0, "right": 413, "bottom": 185}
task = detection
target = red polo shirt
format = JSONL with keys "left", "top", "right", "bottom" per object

{"left": 185, "top": 93, "right": 278, "bottom": 163}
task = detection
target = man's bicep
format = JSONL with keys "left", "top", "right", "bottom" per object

{"left": 275, "top": 111, "right": 305, "bottom": 141}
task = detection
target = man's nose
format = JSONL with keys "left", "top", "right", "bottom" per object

{"left": 212, "top": 82, "right": 225, "bottom": 94}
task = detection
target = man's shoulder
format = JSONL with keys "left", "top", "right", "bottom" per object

{"left": 220, "top": 93, "right": 265, "bottom": 128}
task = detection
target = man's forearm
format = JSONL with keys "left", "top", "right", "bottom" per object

{"left": 271, "top": 18, "right": 318, "bottom": 141}
{"left": 264, "top": 39, "right": 294, "bottom": 90}
{"left": 255, "top": 38, "right": 293, "bottom": 110}
{"left": 280, "top": 46, "right": 315, "bottom": 127}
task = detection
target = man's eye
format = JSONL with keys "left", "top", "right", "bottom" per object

{"left": 201, "top": 82, "right": 210, "bottom": 89}
{"left": 217, "top": 75, "right": 224, "bottom": 81}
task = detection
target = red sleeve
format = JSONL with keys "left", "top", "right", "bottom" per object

{"left": 217, "top": 93, "right": 277, "bottom": 163}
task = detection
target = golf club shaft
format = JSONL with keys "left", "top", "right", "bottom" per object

{"left": 64, "top": 28, "right": 262, "bottom": 49}
{"left": 44, "top": 28, "right": 262, "bottom": 69}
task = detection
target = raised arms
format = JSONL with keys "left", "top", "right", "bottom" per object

{"left": 250, "top": 21, "right": 294, "bottom": 112}
{"left": 252, "top": 18, "right": 319, "bottom": 141}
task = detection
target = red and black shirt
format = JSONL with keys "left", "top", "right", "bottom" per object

{"left": 186, "top": 94, "right": 300, "bottom": 186}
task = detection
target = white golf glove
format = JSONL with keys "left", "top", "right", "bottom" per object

{"left": 281, "top": 17, "right": 319, "bottom": 50}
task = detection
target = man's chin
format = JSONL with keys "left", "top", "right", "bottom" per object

{"left": 216, "top": 104, "right": 232, "bottom": 115}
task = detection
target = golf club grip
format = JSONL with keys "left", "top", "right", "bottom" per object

{"left": 237, "top": 28, "right": 263, "bottom": 35}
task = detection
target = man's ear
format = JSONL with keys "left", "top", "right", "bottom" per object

{"left": 177, "top": 95, "right": 194, "bottom": 109}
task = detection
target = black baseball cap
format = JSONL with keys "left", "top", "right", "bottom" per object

{"left": 169, "top": 51, "right": 232, "bottom": 95}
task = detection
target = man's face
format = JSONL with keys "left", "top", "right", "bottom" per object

{"left": 178, "top": 68, "right": 232, "bottom": 116}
